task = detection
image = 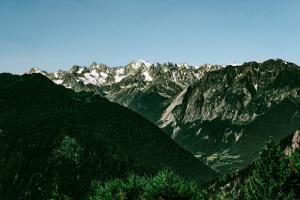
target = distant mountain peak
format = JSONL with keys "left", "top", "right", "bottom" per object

{"left": 28, "top": 67, "right": 48, "bottom": 76}
{"left": 29, "top": 67, "right": 42, "bottom": 73}
{"left": 129, "top": 60, "right": 152, "bottom": 69}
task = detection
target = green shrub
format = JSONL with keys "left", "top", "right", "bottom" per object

{"left": 89, "top": 179, "right": 124, "bottom": 200}
{"left": 88, "top": 170, "right": 203, "bottom": 200}
{"left": 144, "top": 170, "right": 202, "bottom": 200}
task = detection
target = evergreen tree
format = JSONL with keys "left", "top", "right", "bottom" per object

{"left": 243, "top": 139, "right": 286, "bottom": 199}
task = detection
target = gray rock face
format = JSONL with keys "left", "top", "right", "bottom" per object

{"left": 159, "top": 59, "right": 300, "bottom": 173}
{"left": 284, "top": 130, "right": 300, "bottom": 155}
{"left": 162, "top": 60, "right": 299, "bottom": 125}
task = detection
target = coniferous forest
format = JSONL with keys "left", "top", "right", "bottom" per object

{"left": 0, "top": 73, "right": 215, "bottom": 199}
{"left": 88, "top": 139, "right": 300, "bottom": 200}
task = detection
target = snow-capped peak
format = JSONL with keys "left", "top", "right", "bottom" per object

{"left": 28, "top": 67, "right": 48, "bottom": 76}
{"left": 26, "top": 60, "right": 224, "bottom": 89}
{"left": 130, "top": 60, "right": 152, "bottom": 69}
{"left": 29, "top": 67, "right": 42, "bottom": 74}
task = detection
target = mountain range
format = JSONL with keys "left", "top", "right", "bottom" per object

{"left": 29, "top": 60, "right": 222, "bottom": 123}
{"left": 29, "top": 59, "right": 300, "bottom": 174}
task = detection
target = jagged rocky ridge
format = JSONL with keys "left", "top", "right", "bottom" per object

{"left": 29, "top": 60, "right": 222, "bottom": 122}
{"left": 29, "top": 59, "right": 300, "bottom": 174}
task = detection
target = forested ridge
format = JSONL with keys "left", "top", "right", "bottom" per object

{"left": 0, "top": 73, "right": 215, "bottom": 200}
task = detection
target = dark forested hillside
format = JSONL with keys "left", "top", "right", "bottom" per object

{"left": 0, "top": 73, "right": 216, "bottom": 200}
{"left": 85, "top": 133, "right": 300, "bottom": 200}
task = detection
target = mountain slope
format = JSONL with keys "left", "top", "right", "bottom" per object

{"left": 160, "top": 59, "right": 300, "bottom": 173}
{"left": 28, "top": 59, "right": 300, "bottom": 174}
{"left": 0, "top": 73, "right": 216, "bottom": 200}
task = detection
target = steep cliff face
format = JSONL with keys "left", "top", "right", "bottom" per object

{"left": 160, "top": 59, "right": 300, "bottom": 173}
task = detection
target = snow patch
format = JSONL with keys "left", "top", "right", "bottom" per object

{"left": 90, "top": 69, "right": 99, "bottom": 78}
{"left": 202, "top": 135, "right": 209, "bottom": 140}
{"left": 171, "top": 127, "right": 181, "bottom": 139}
{"left": 196, "top": 128, "right": 202, "bottom": 136}
{"left": 114, "top": 74, "right": 126, "bottom": 83}
{"left": 114, "top": 68, "right": 127, "bottom": 83}
{"left": 82, "top": 73, "right": 97, "bottom": 85}
{"left": 78, "top": 70, "right": 107, "bottom": 85}
{"left": 54, "top": 72, "right": 59, "bottom": 78}
{"left": 77, "top": 68, "right": 84, "bottom": 74}
{"left": 254, "top": 84, "right": 258, "bottom": 90}
{"left": 142, "top": 71, "right": 153, "bottom": 81}
{"left": 131, "top": 60, "right": 152, "bottom": 69}
{"left": 228, "top": 63, "right": 241, "bottom": 66}
{"left": 31, "top": 67, "right": 41, "bottom": 73}
{"left": 172, "top": 72, "right": 177, "bottom": 82}
{"left": 53, "top": 80, "right": 64, "bottom": 85}
{"left": 30, "top": 67, "right": 47, "bottom": 76}
{"left": 235, "top": 131, "right": 243, "bottom": 142}
{"left": 100, "top": 72, "right": 108, "bottom": 78}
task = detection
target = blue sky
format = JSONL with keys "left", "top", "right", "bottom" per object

{"left": 0, "top": 0, "right": 299, "bottom": 73}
